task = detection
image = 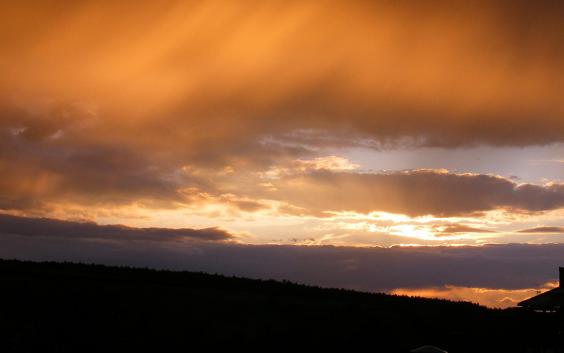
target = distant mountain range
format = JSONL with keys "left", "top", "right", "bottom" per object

{"left": 0, "top": 259, "right": 561, "bottom": 353}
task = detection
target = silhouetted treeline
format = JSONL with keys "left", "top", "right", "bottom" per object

{"left": 0, "top": 259, "right": 561, "bottom": 352}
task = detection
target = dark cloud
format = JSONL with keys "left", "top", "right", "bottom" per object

{"left": 267, "top": 170, "right": 564, "bottom": 217}
{"left": 0, "top": 222, "right": 562, "bottom": 291}
{"left": 0, "top": 214, "right": 233, "bottom": 242}
{"left": 518, "top": 226, "right": 564, "bottom": 234}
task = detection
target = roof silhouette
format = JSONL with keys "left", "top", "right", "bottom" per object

{"left": 410, "top": 345, "right": 448, "bottom": 353}
{"left": 518, "top": 267, "right": 564, "bottom": 311}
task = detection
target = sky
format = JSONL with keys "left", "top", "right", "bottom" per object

{"left": 0, "top": 0, "right": 563, "bottom": 307}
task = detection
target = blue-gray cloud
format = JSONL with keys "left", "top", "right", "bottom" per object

{"left": 0, "top": 214, "right": 233, "bottom": 242}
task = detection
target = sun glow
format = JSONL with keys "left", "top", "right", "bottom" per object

{"left": 388, "top": 224, "right": 436, "bottom": 240}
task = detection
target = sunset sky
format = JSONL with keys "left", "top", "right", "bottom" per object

{"left": 1, "top": 0, "right": 563, "bottom": 307}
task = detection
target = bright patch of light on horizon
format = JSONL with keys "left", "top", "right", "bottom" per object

{"left": 390, "top": 282, "right": 559, "bottom": 308}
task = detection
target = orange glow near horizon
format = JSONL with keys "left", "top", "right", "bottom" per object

{"left": 390, "top": 282, "right": 559, "bottom": 309}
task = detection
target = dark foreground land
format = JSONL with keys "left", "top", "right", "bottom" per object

{"left": 0, "top": 259, "right": 562, "bottom": 353}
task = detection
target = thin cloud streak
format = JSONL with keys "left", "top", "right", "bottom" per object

{"left": 0, "top": 214, "right": 233, "bottom": 242}
{"left": 518, "top": 226, "right": 564, "bottom": 234}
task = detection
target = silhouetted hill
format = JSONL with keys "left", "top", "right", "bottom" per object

{"left": 0, "top": 259, "right": 561, "bottom": 352}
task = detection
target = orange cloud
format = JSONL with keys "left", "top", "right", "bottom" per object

{"left": 0, "top": 1, "right": 563, "bottom": 244}
{"left": 0, "top": 0, "right": 562, "bottom": 150}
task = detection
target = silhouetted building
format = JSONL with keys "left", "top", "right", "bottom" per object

{"left": 518, "top": 267, "right": 564, "bottom": 312}
{"left": 410, "top": 345, "right": 448, "bottom": 353}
